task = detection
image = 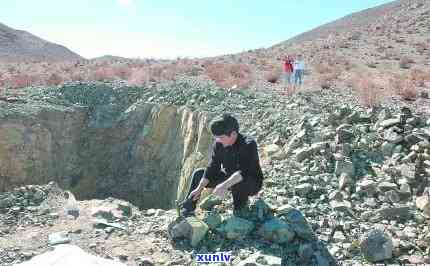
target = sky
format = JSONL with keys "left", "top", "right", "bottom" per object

{"left": 2, "top": 0, "right": 395, "bottom": 60}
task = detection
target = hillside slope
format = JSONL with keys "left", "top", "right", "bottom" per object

{"left": 0, "top": 22, "right": 83, "bottom": 62}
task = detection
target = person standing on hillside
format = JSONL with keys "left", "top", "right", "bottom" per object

{"left": 293, "top": 54, "right": 305, "bottom": 88}
{"left": 283, "top": 55, "right": 294, "bottom": 94}
{"left": 180, "top": 114, "right": 264, "bottom": 217}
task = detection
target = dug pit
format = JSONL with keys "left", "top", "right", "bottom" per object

{"left": 0, "top": 84, "right": 213, "bottom": 209}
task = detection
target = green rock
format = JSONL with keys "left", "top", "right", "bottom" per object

{"left": 185, "top": 216, "right": 209, "bottom": 247}
{"left": 381, "top": 141, "right": 395, "bottom": 157}
{"left": 249, "top": 198, "right": 274, "bottom": 222}
{"left": 218, "top": 216, "right": 255, "bottom": 240}
{"left": 0, "top": 197, "right": 13, "bottom": 209}
{"left": 199, "top": 194, "right": 222, "bottom": 210}
{"left": 259, "top": 217, "right": 295, "bottom": 244}
{"left": 202, "top": 211, "right": 223, "bottom": 229}
{"left": 280, "top": 208, "right": 314, "bottom": 240}
{"left": 117, "top": 202, "right": 132, "bottom": 217}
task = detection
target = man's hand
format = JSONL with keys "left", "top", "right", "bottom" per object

{"left": 213, "top": 184, "right": 228, "bottom": 199}
{"left": 189, "top": 187, "right": 203, "bottom": 201}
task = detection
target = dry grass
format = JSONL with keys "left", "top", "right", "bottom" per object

{"left": 0, "top": 59, "right": 205, "bottom": 88}
{"left": 352, "top": 73, "right": 384, "bottom": 107}
{"left": 389, "top": 73, "right": 418, "bottom": 101}
{"left": 204, "top": 63, "right": 253, "bottom": 88}
{"left": 314, "top": 62, "right": 342, "bottom": 89}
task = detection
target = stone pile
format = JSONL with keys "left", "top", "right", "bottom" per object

{"left": 0, "top": 182, "right": 65, "bottom": 234}
{"left": 168, "top": 197, "right": 337, "bottom": 265}
{"left": 3, "top": 80, "right": 430, "bottom": 265}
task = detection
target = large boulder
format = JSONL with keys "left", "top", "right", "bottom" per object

{"left": 217, "top": 216, "right": 255, "bottom": 240}
{"left": 360, "top": 229, "right": 393, "bottom": 262}
{"left": 278, "top": 208, "right": 314, "bottom": 240}
{"left": 202, "top": 210, "right": 223, "bottom": 229}
{"left": 259, "top": 217, "right": 295, "bottom": 244}
{"left": 168, "top": 216, "right": 209, "bottom": 247}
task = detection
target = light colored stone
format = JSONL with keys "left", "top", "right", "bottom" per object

{"left": 236, "top": 252, "right": 282, "bottom": 266}
{"left": 48, "top": 232, "right": 71, "bottom": 246}
{"left": 17, "top": 244, "right": 126, "bottom": 266}
{"left": 294, "top": 147, "right": 314, "bottom": 162}
{"left": 378, "top": 182, "right": 398, "bottom": 192}
{"left": 294, "top": 183, "right": 313, "bottom": 197}
{"left": 380, "top": 118, "right": 400, "bottom": 128}
{"left": 330, "top": 200, "right": 352, "bottom": 213}
{"left": 338, "top": 172, "right": 351, "bottom": 190}
{"left": 416, "top": 196, "right": 430, "bottom": 217}
{"left": 356, "top": 179, "right": 377, "bottom": 195}
{"left": 333, "top": 231, "right": 347, "bottom": 243}
{"left": 384, "top": 129, "right": 403, "bottom": 143}
{"left": 376, "top": 206, "right": 411, "bottom": 219}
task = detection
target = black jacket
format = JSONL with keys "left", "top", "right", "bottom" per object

{"left": 203, "top": 133, "right": 264, "bottom": 187}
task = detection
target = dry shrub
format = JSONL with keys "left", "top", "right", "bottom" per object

{"left": 409, "top": 69, "right": 430, "bottom": 87}
{"left": 93, "top": 67, "right": 116, "bottom": 81}
{"left": 205, "top": 63, "right": 253, "bottom": 88}
{"left": 128, "top": 68, "right": 150, "bottom": 85}
{"left": 353, "top": 73, "right": 383, "bottom": 107}
{"left": 318, "top": 73, "right": 337, "bottom": 89}
{"left": 174, "top": 60, "right": 200, "bottom": 76}
{"left": 399, "top": 80, "right": 418, "bottom": 101}
{"left": 10, "top": 73, "right": 33, "bottom": 89}
{"left": 388, "top": 73, "right": 418, "bottom": 101}
{"left": 113, "top": 65, "right": 132, "bottom": 80}
{"left": 314, "top": 64, "right": 331, "bottom": 74}
{"left": 265, "top": 71, "right": 281, "bottom": 84}
{"left": 315, "top": 63, "right": 342, "bottom": 89}
{"left": 47, "top": 73, "right": 63, "bottom": 86}
{"left": 127, "top": 64, "right": 185, "bottom": 85}
{"left": 71, "top": 71, "right": 87, "bottom": 81}
{"left": 415, "top": 42, "right": 429, "bottom": 54}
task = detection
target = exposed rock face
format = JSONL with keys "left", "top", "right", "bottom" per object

{"left": 0, "top": 85, "right": 212, "bottom": 209}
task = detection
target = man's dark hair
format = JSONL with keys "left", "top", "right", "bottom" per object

{"left": 210, "top": 114, "right": 239, "bottom": 136}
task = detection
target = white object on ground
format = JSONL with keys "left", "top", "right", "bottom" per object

{"left": 15, "top": 244, "right": 126, "bottom": 266}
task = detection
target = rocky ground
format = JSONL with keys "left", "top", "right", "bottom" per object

{"left": 1, "top": 78, "right": 430, "bottom": 265}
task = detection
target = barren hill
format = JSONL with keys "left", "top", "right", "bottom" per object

{"left": 1, "top": 0, "right": 429, "bottom": 105}
{"left": 0, "top": 22, "right": 83, "bottom": 62}
{"left": 224, "top": 0, "right": 430, "bottom": 93}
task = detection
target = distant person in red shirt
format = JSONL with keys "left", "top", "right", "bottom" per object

{"left": 283, "top": 55, "right": 294, "bottom": 94}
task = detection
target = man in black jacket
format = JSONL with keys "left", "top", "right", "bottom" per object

{"left": 182, "top": 114, "right": 264, "bottom": 216}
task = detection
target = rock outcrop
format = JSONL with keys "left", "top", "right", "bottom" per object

{"left": 0, "top": 84, "right": 212, "bottom": 209}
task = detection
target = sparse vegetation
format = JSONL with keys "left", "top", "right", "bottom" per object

{"left": 204, "top": 63, "right": 253, "bottom": 88}
{"left": 352, "top": 73, "right": 383, "bottom": 107}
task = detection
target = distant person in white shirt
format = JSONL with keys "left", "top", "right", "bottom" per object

{"left": 293, "top": 54, "right": 305, "bottom": 86}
